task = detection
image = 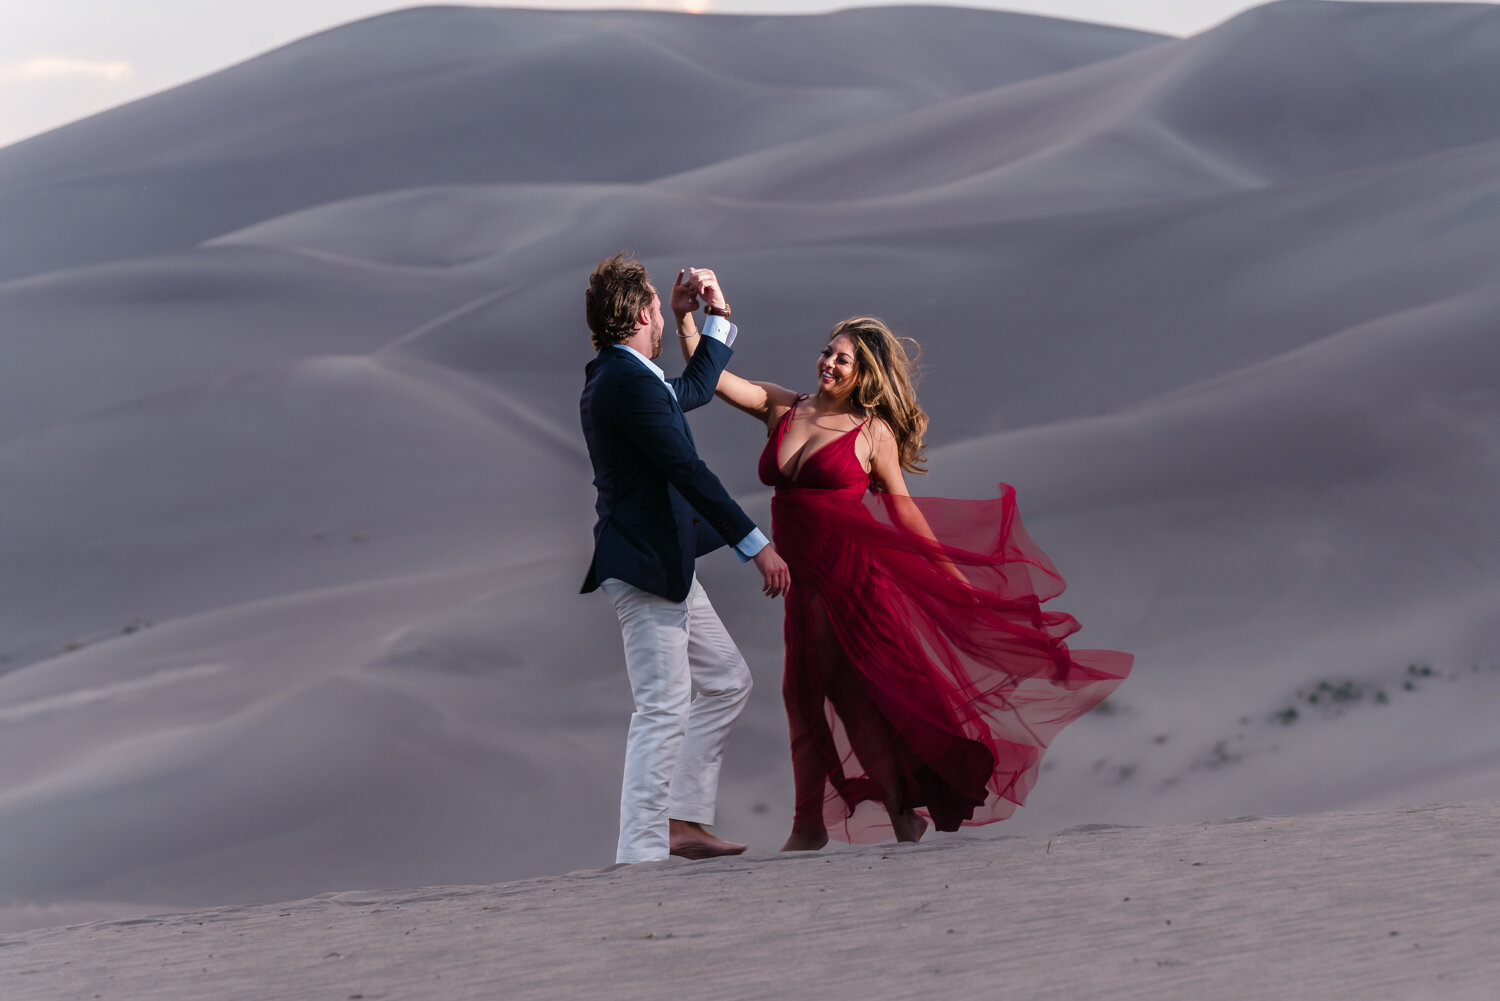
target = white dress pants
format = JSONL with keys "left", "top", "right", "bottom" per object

{"left": 600, "top": 576, "right": 753, "bottom": 863}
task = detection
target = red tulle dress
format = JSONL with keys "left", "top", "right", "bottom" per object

{"left": 758, "top": 399, "right": 1133, "bottom": 842}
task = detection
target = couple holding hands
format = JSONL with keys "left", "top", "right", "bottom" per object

{"left": 580, "top": 252, "right": 1130, "bottom": 864}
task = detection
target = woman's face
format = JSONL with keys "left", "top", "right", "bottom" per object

{"left": 817, "top": 333, "right": 858, "bottom": 399}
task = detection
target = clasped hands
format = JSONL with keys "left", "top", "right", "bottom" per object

{"left": 672, "top": 267, "right": 728, "bottom": 317}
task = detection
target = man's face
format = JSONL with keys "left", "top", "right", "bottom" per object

{"left": 643, "top": 282, "right": 665, "bottom": 359}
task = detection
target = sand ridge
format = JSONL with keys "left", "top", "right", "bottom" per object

{"left": 4, "top": 801, "right": 1496, "bottom": 1000}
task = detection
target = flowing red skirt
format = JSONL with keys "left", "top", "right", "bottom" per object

{"left": 773, "top": 485, "right": 1132, "bottom": 842}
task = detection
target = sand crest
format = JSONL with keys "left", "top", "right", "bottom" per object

{"left": 3, "top": 801, "right": 1496, "bottom": 1000}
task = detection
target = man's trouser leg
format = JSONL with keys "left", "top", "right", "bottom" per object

{"left": 601, "top": 577, "right": 751, "bottom": 863}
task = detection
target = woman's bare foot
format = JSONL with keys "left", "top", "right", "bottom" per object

{"left": 780, "top": 830, "right": 829, "bottom": 852}
{"left": 890, "top": 809, "right": 928, "bottom": 843}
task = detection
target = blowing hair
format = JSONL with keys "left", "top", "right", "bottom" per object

{"left": 829, "top": 316, "right": 929, "bottom": 475}
{"left": 585, "top": 252, "right": 652, "bottom": 352}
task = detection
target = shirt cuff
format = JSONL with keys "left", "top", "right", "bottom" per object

{"left": 732, "top": 526, "right": 770, "bottom": 561}
{"left": 702, "top": 314, "right": 737, "bottom": 348}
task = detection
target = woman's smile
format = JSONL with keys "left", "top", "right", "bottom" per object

{"left": 816, "top": 334, "right": 857, "bottom": 395}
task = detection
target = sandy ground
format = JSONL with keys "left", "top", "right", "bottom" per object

{"left": 5, "top": 800, "right": 1496, "bottom": 1001}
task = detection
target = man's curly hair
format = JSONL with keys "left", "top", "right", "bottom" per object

{"left": 586, "top": 252, "right": 653, "bottom": 351}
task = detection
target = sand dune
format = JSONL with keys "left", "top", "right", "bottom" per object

{"left": 0, "top": 246, "right": 482, "bottom": 436}
{"left": 0, "top": 560, "right": 632, "bottom": 910}
{"left": 2, "top": 2, "right": 1499, "bottom": 936}
{"left": 0, "top": 353, "right": 591, "bottom": 663}
{"left": 663, "top": 1, "right": 1500, "bottom": 204}
{"left": 2, "top": 802, "right": 1496, "bottom": 1000}
{"left": 0, "top": 7, "right": 1161, "bottom": 284}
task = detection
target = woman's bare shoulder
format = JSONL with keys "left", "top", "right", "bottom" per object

{"left": 760, "top": 383, "right": 802, "bottom": 409}
{"left": 863, "top": 416, "right": 896, "bottom": 443}
{"left": 762, "top": 392, "right": 801, "bottom": 432}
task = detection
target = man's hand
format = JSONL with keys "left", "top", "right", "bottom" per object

{"left": 751, "top": 544, "right": 791, "bottom": 598}
{"left": 686, "top": 267, "right": 728, "bottom": 311}
{"left": 670, "top": 268, "right": 700, "bottom": 317}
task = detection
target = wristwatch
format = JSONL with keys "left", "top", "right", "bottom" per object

{"left": 704, "top": 304, "right": 732, "bottom": 319}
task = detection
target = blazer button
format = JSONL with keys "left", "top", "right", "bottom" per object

{"left": 692, "top": 517, "right": 701, "bottom": 525}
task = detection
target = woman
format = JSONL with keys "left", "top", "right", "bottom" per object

{"left": 676, "top": 269, "right": 1132, "bottom": 850}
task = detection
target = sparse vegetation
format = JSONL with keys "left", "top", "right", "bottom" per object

{"left": 1088, "top": 659, "right": 1500, "bottom": 790}
{"left": 1088, "top": 756, "right": 1141, "bottom": 785}
{"left": 1195, "top": 740, "right": 1241, "bottom": 770}
{"left": 1271, "top": 661, "right": 1496, "bottom": 725}
{"left": 54, "top": 619, "right": 156, "bottom": 659}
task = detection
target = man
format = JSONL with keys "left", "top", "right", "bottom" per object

{"left": 581, "top": 252, "right": 790, "bottom": 863}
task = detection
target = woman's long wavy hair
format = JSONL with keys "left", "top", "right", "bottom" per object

{"left": 829, "top": 316, "right": 928, "bottom": 476}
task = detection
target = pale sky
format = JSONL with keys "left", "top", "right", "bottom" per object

{"left": 0, "top": 1, "right": 1461, "bottom": 150}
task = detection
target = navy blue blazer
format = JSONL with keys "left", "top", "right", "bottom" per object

{"left": 580, "top": 335, "right": 757, "bottom": 603}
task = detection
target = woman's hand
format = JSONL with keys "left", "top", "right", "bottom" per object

{"left": 671, "top": 268, "right": 700, "bottom": 317}
{"left": 685, "top": 267, "right": 728, "bottom": 311}
{"left": 935, "top": 558, "right": 971, "bottom": 587}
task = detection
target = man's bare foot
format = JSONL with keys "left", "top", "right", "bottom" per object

{"left": 779, "top": 830, "right": 829, "bottom": 852}
{"left": 891, "top": 809, "right": 928, "bottom": 844}
{"left": 669, "top": 819, "right": 747, "bottom": 860}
